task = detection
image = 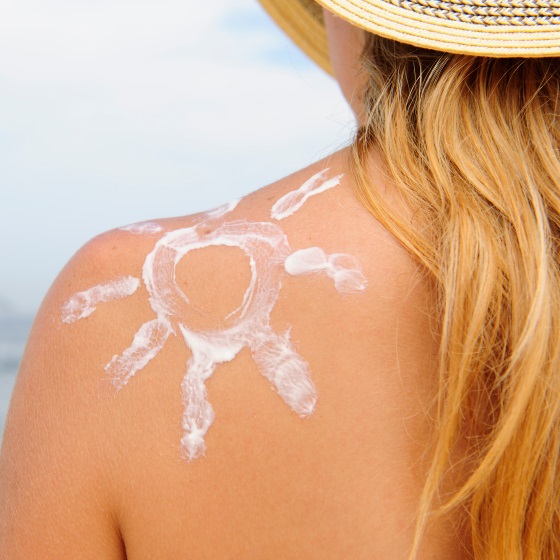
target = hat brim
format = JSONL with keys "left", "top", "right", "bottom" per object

{"left": 258, "top": 0, "right": 334, "bottom": 74}
{"left": 258, "top": 0, "right": 560, "bottom": 62}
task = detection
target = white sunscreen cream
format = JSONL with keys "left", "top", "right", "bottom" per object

{"left": 62, "top": 276, "right": 140, "bottom": 324}
{"left": 62, "top": 170, "right": 367, "bottom": 460}
{"left": 271, "top": 168, "right": 344, "bottom": 221}
{"left": 285, "top": 247, "right": 367, "bottom": 294}
{"left": 139, "top": 219, "right": 317, "bottom": 459}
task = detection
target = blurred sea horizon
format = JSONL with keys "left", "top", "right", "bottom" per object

{"left": 0, "top": 310, "right": 34, "bottom": 443}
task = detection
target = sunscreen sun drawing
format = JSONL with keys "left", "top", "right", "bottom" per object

{"left": 62, "top": 169, "right": 367, "bottom": 460}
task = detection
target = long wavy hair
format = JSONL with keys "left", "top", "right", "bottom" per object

{"left": 352, "top": 34, "right": 560, "bottom": 559}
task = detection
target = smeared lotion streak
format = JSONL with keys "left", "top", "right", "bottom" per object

{"left": 204, "top": 199, "right": 240, "bottom": 221}
{"left": 106, "top": 318, "right": 173, "bottom": 391}
{"left": 62, "top": 276, "right": 140, "bottom": 324}
{"left": 271, "top": 168, "right": 344, "bottom": 221}
{"left": 120, "top": 221, "right": 163, "bottom": 235}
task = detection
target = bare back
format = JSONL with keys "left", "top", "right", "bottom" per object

{"left": 0, "top": 148, "right": 470, "bottom": 559}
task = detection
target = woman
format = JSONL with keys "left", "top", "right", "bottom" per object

{"left": 1, "top": 0, "right": 559, "bottom": 558}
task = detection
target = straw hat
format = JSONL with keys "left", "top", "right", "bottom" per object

{"left": 257, "top": 0, "right": 560, "bottom": 73}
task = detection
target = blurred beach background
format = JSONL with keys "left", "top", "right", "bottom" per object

{"left": 0, "top": 0, "right": 352, "bottom": 441}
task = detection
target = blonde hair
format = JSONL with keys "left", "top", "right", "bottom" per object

{"left": 352, "top": 35, "right": 560, "bottom": 559}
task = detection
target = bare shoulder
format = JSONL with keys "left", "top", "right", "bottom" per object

{"left": 0, "top": 219, "right": 183, "bottom": 558}
{"left": 0, "top": 149, "right": 448, "bottom": 559}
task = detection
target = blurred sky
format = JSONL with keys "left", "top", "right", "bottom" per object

{"left": 0, "top": 0, "right": 354, "bottom": 315}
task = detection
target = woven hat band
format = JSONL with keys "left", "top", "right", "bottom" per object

{"left": 389, "top": 0, "right": 560, "bottom": 27}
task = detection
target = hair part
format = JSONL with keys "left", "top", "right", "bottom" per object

{"left": 352, "top": 34, "right": 560, "bottom": 559}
